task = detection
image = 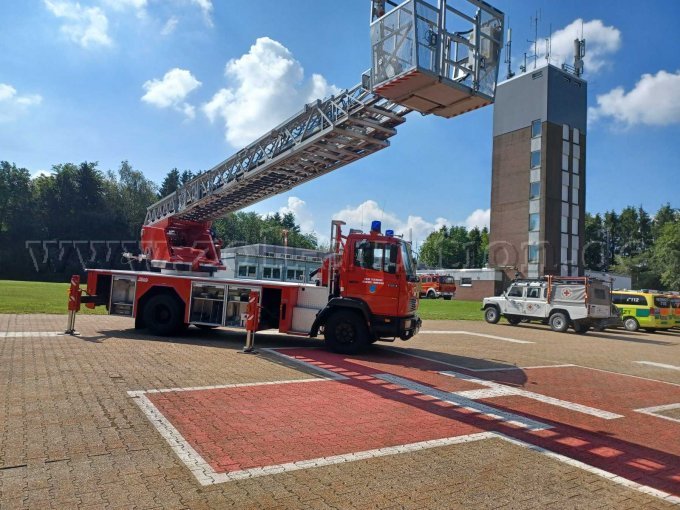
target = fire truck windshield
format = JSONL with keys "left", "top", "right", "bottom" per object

{"left": 401, "top": 242, "right": 416, "bottom": 280}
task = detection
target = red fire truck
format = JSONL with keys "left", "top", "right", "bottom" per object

{"left": 67, "top": 0, "right": 504, "bottom": 353}
{"left": 418, "top": 274, "right": 457, "bottom": 300}
{"left": 78, "top": 221, "right": 420, "bottom": 354}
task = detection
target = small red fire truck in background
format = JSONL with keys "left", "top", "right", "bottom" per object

{"left": 418, "top": 274, "right": 457, "bottom": 300}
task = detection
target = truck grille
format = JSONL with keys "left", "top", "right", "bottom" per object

{"left": 409, "top": 298, "right": 417, "bottom": 312}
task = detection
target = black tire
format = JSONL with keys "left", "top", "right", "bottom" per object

{"left": 573, "top": 322, "right": 590, "bottom": 335}
{"left": 643, "top": 328, "right": 657, "bottom": 333}
{"left": 427, "top": 290, "right": 437, "bottom": 299}
{"left": 549, "top": 312, "right": 569, "bottom": 333}
{"left": 443, "top": 296, "right": 453, "bottom": 301}
{"left": 324, "top": 310, "right": 369, "bottom": 354}
{"left": 143, "top": 294, "right": 184, "bottom": 336}
{"left": 484, "top": 306, "right": 500, "bottom": 324}
{"left": 506, "top": 315, "right": 522, "bottom": 325}
{"left": 623, "top": 317, "right": 639, "bottom": 332}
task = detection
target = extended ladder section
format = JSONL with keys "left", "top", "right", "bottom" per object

{"left": 145, "top": 85, "right": 409, "bottom": 226}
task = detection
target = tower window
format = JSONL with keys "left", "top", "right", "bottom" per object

{"left": 531, "top": 119, "right": 541, "bottom": 138}
{"left": 530, "top": 150, "right": 541, "bottom": 168}
{"left": 528, "top": 245, "right": 539, "bottom": 263}
{"left": 529, "top": 213, "right": 540, "bottom": 231}
{"left": 530, "top": 181, "right": 540, "bottom": 199}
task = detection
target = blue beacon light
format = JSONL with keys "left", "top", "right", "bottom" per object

{"left": 371, "top": 220, "right": 382, "bottom": 233}
{"left": 385, "top": 229, "right": 394, "bottom": 237}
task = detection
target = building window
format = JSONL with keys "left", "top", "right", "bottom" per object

{"left": 562, "top": 154, "right": 569, "bottom": 171}
{"left": 530, "top": 150, "right": 541, "bottom": 168}
{"left": 572, "top": 156, "right": 580, "bottom": 174}
{"left": 529, "top": 213, "right": 540, "bottom": 231}
{"left": 572, "top": 218, "right": 579, "bottom": 234}
{"left": 562, "top": 124, "right": 569, "bottom": 140}
{"left": 461, "top": 277, "right": 472, "bottom": 286}
{"left": 561, "top": 185, "right": 569, "bottom": 202}
{"left": 531, "top": 119, "right": 541, "bottom": 138}
{"left": 571, "top": 191, "right": 579, "bottom": 205}
{"left": 528, "top": 245, "right": 539, "bottom": 263}
{"left": 262, "top": 267, "right": 281, "bottom": 279}
{"left": 286, "top": 268, "right": 304, "bottom": 281}
{"left": 529, "top": 181, "right": 540, "bottom": 199}
{"left": 561, "top": 216, "right": 568, "bottom": 233}
{"left": 573, "top": 128, "right": 580, "bottom": 145}
{"left": 562, "top": 171, "right": 569, "bottom": 186}
{"left": 238, "top": 265, "right": 257, "bottom": 278}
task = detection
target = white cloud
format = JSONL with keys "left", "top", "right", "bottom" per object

{"left": 161, "top": 16, "right": 179, "bottom": 36}
{"left": 589, "top": 70, "right": 680, "bottom": 127}
{"left": 0, "top": 83, "right": 43, "bottom": 122}
{"left": 463, "top": 208, "right": 490, "bottom": 230}
{"left": 189, "top": 0, "right": 213, "bottom": 26}
{"left": 43, "top": 0, "right": 112, "bottom": 48}
{"left": 141, "top": 68, "right": 201, "bottom": 118}
{"left": 332, "top": 200, "right": 450, "bottom": 244}
{"left": 267, "top": 197, "right": 488, "bottom": 246}
{"left": 102, "top": 0, "right": 147, "bottom": 11}
{"left": 32, "top": 169, "right": 53, "bottom": 179}
{"left": 278, "top": 197, "right": 316, "bottom": 234}
{"left": 202, "top": 37, "right": 340, "bottom": 147}
{"left": 536, "top": 19, "right": 621, "bottom": 74}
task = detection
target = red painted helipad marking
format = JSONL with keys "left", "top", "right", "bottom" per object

{"left": 148, "top": 379, "right": 481, "bottom": 473}
{"left": 131, "top": 347, "right": 680, "bottom": 501}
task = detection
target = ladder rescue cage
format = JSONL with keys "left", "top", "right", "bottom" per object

{"left": 369, "top": 0, "right": 503, "bottom": 117}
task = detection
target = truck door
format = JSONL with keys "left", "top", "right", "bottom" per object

{"left": 523, "top": 286, "right": 546, "bottom": 318}
{"left": 505, "top": 285, "right": 524, "bottom": 315}
{"left": 345, "top": 239, "right": 400, "bottom": 317}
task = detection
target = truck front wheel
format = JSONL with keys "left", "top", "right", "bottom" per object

{"left": 324, "top": 310, "right": 368, "bottom": 355}
{"left": 484, "top": 306, "right": 500, "bottom": 324}
{"left": 549, "top": 312, "right": 569, "bottom": 333}
{"left": 143, "top": 294, "right": 184, "bottom": 336}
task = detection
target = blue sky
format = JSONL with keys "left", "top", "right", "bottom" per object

{"left": 1, "top": 0, "right": 679, "bottom": 245}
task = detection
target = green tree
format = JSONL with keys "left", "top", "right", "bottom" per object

{"left": 584, "top": 213, "right": 605, "bottom": 271}
{"left": 158, "top": 168, "right": 180, "bottom": 197}
{"left": 652, "top": 221, "right": 680, "bottom": 289}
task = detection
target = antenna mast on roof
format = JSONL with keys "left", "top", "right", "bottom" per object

{"left": 527, "top": 10, "right": 540, "bottom": 70}
{"left": 544, "top": 23, "right": 552, "bottom": 64}
{"left": 504, "top": 17, "right": 515, "bottom": 79}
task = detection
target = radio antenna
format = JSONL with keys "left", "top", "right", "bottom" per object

{"left": 504, "top": 17, "right": 515, "bottom": 79}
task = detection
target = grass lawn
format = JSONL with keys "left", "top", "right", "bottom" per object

{"left": 0, "top": 280, "right": 106, "bottom": 315}
{"left": 417, "top": 298, "right": 483, "bottom": 321}
{"left": 0, "top": 280, "right": 481, "bottom": 320}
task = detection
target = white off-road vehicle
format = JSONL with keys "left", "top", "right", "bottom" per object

{"left": 481, "top": 276, "right": 619, "bottom": 334}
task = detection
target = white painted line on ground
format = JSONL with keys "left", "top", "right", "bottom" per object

{"left": 261, "top": 347, "right": 349, "bottom": 380}
{"left": 634, "top": 361, "right": 680, "bottom": 372}
{"left": 0, "top": 331, "right": 60, "bottom": 338}
{"left": 439, "top": 370, "right": 624, "bottom": 420}
{"left": 127, "top": 377, "right": 328, "bottom": 398}
{"left": 494, "top": 433, "right": 680, "bottom": 505}
{"left": 419, "top": 330, "right": 534, "bottom": 344}
{"left": 570, "top": 364, "right": 680, "bottom": 388}
{"left": 374, "top": 373, "right": 550, "bottom": 430}
{"left": 392, "top": 348, "right": 680, "bottom": 388}
{"left": 635, "top": 403, "right": 680, "bottom": 424}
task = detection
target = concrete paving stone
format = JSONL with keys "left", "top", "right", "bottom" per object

{"left": 1, "top": 314, "right": 679, "bottom": 509}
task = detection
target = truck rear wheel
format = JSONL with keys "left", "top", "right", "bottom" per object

{"left": 427, "top": 290, "right": 437, "bottom": 299}
{"left": 484, "top": 306, "right": 500, "bottom": 324}
{"left": 324, "top": 310, "right": 368, "bottom": 355}
{"left": 143, "top": 294, "right": 184, "bottom": 336}
{"left": 506, "top": 315, "right": 522, "bottom": 325}
{"left": 573, "top": 321, "right": 590, "bottom": 334}
{"left": 549, "top": 312, "right": 569, "bottom": 333}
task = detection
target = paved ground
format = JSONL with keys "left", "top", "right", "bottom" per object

{"left": 1, "top": 314, "right": 679, "bottom": 509}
